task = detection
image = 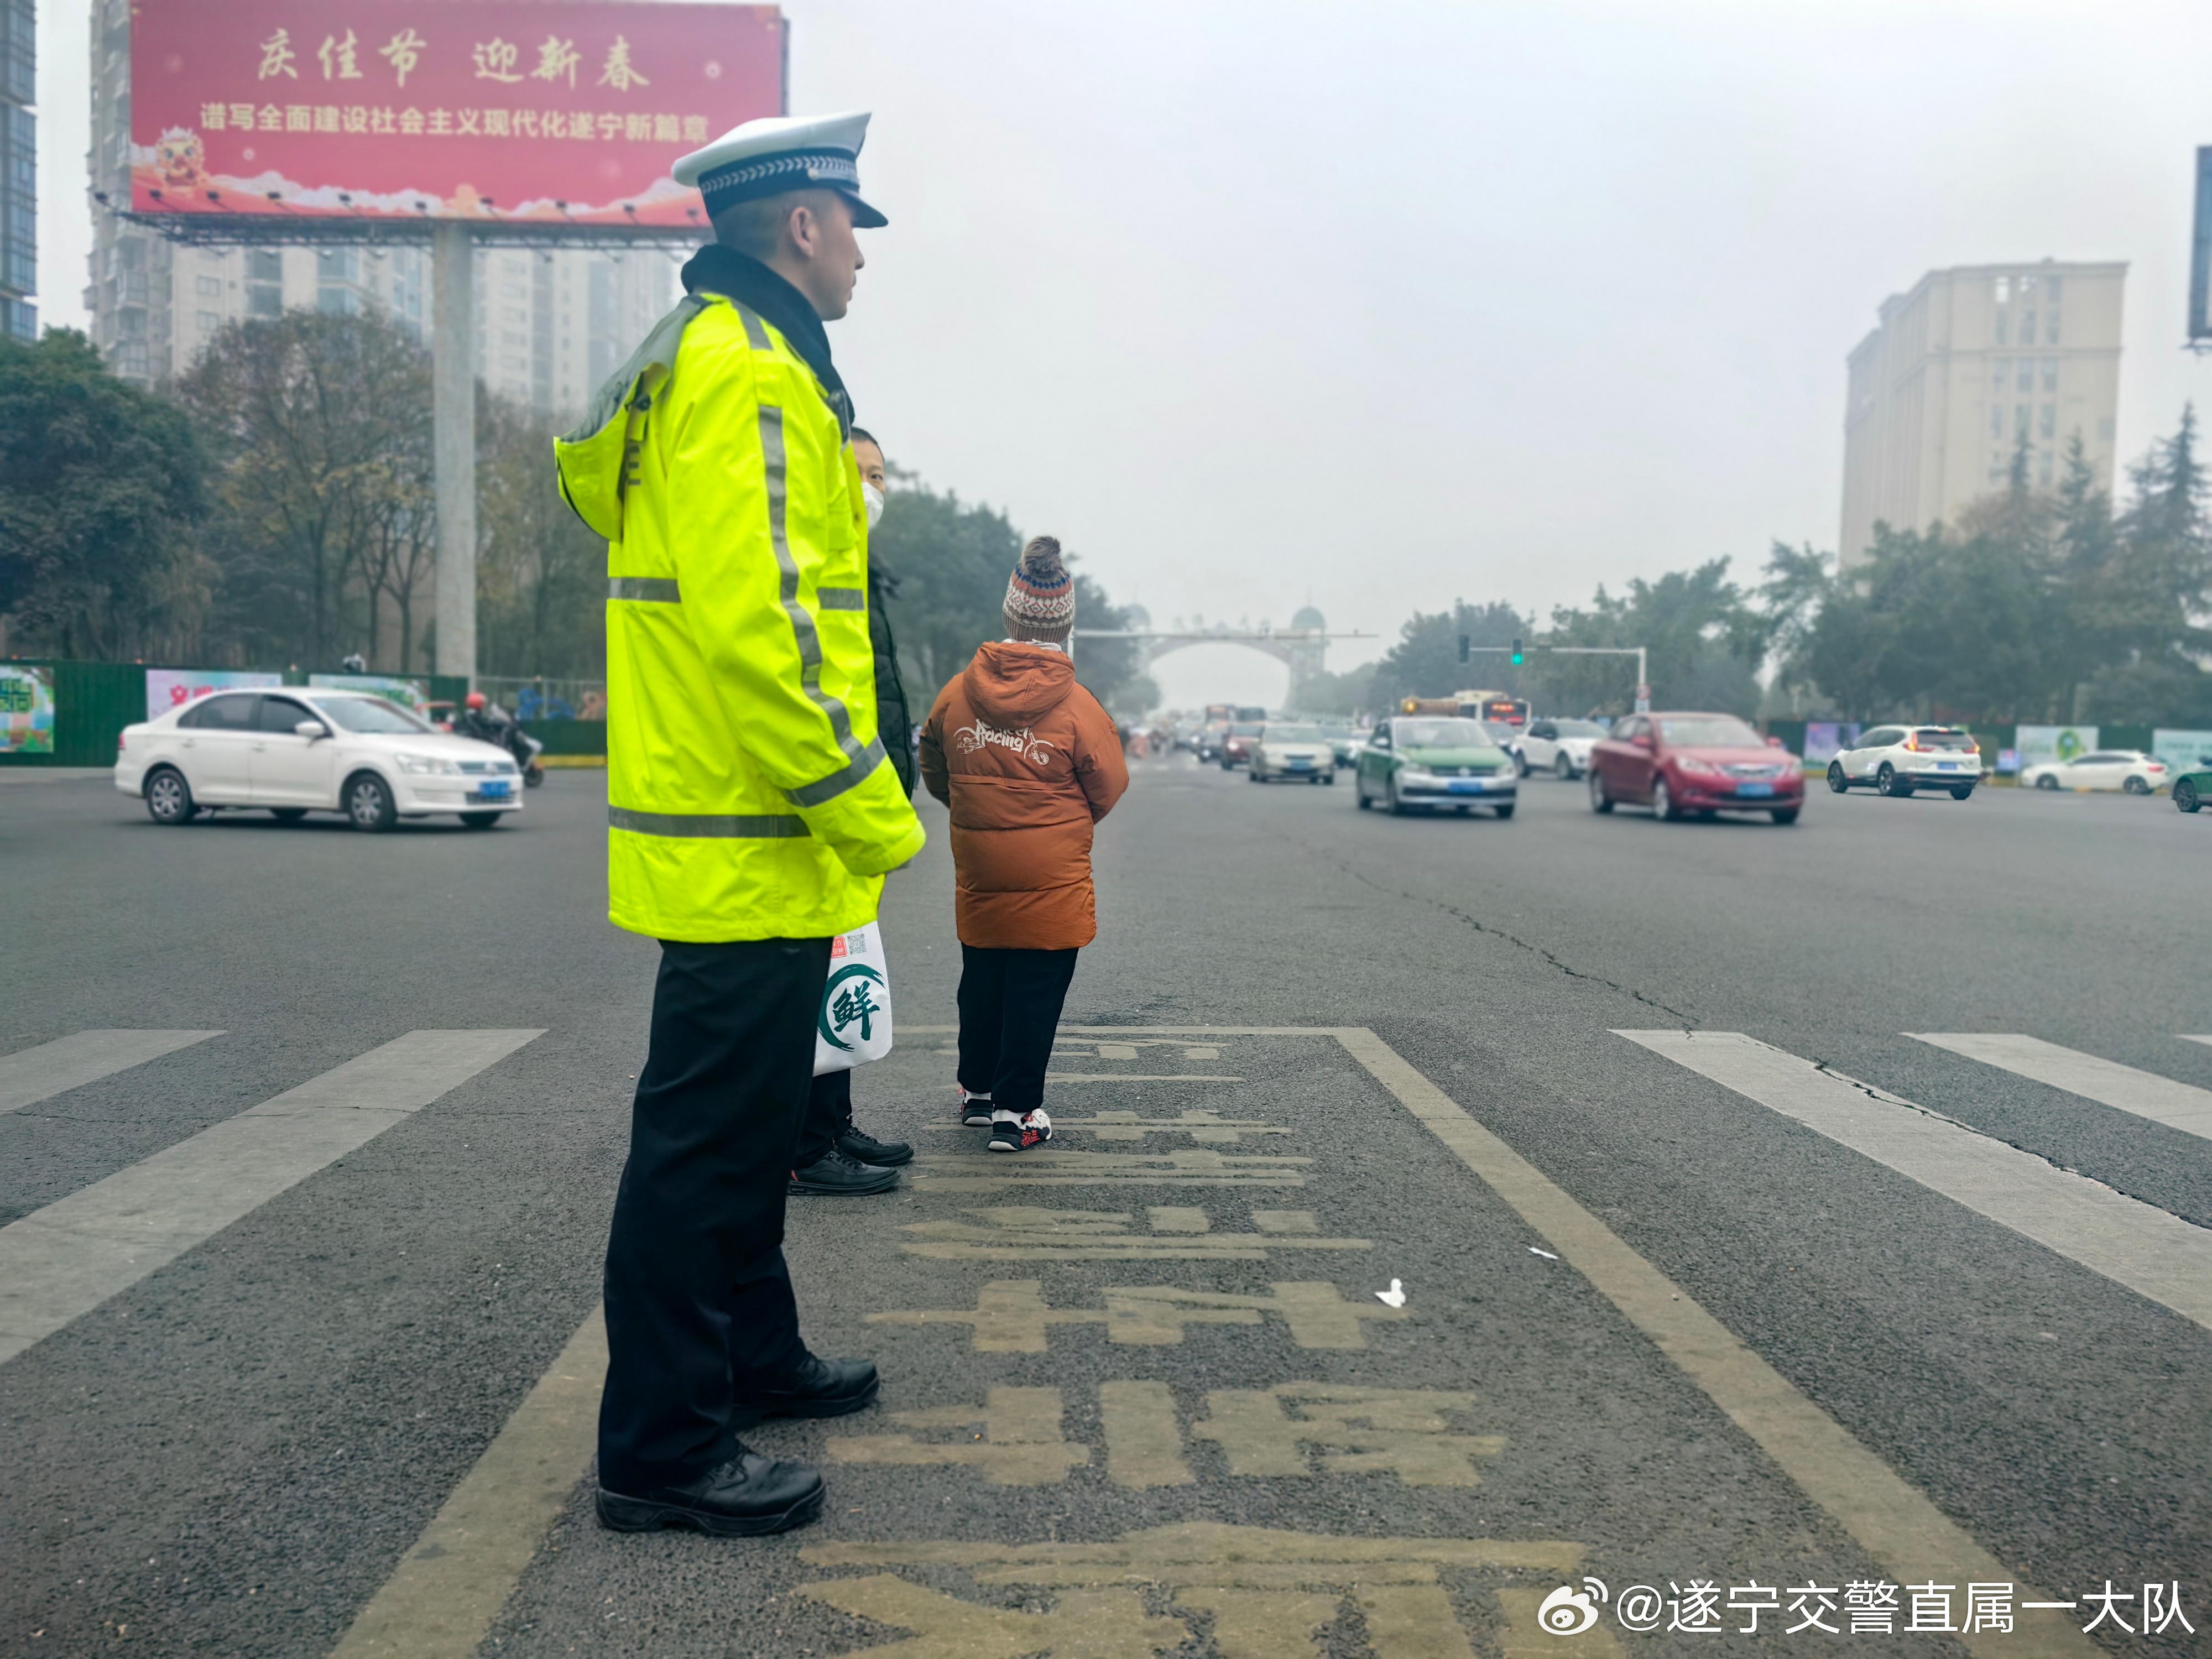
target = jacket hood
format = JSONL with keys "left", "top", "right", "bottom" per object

{"left": 963, "top": 641, "right": 1076, "bottom": 728}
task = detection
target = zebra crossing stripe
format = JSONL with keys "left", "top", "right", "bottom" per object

{"left": 1618, "top": 1030, "right": 2212, "bottom": 1332}
{"left": 0, "top": 1029, "right": 542, "bottom": 1368}
{"left": 0, "top": 1029, "right": 225, "bottom": 1116}
{"left": 1910, "top": 1033, "right": 2212, "bottom": 1143}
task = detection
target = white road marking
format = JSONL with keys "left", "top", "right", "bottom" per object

{"left": 1910, "top": 1032, "right": 2212, "bottom": 1142}
{"left": 1339, "top": 1025, "right": 2095, "bottom": 1659}
{"left": 0, "top": 1029, "right": 542, "bottom": 1366}
{"left": 335, "top": 1024, "right": 2092, "bottom": 1659}
{"left": 1620, "top": 1031, "right": 2212, "bottom": 1332}
{"left": 330, "top": 1306, "right": 606, "bottom": 1658}
{"left": 0, "top": 1029, "right": 224, "bottom": 1116}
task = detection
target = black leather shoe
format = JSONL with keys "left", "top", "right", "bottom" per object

{"left": 596, "top": 1447, "right": 825, "bottom": 1537}
{"left": 789, "top": 1149, "right": 899, "bottom": 1196}
{"left": 732, "top": 1353, "right": 880, "bottom": 1419}
{"left": 837, "top": 1123, "right": 913, "bottom": 1166}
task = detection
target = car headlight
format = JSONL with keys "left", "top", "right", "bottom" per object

{"left": 393, "top": 752, "right": 462, "bottom": 775}
{"left": 1400, "top": 765, "right": 1435, "bottom": 781}
{"left": 1677, "top": 757, "right": 1721, "bottom": 776}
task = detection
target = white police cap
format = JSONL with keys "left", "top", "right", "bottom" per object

{"left": 673, "top": 111, "right": 886, "bottom": 228}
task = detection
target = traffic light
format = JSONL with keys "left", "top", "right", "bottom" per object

{"left": 1510, "top": 637, "right": 1525, "bottom": 666}
{"left": 1457, "top": 634, "right": 1470, "bottom": 664}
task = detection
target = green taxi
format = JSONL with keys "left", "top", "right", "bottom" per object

{"left": 1354, "top": 716, "right": 1519, "bottom": 818}
{"left": 2176, "top": 765, "right": 2211, "bottom": 814}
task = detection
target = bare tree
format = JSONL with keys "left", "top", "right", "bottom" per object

{"left": 172, "top": 311, "right": 435, "bottom": 668}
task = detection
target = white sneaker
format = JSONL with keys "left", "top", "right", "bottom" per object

{"left": 988, "top": 1109, "right": 1052, "bottom": 1153}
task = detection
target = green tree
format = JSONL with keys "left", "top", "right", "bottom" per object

{"left": 2083, "top": 404, "right": 2212, "bottom": 723}
{"left": 478, "top": 393, "right": 604, "bottom": 679}
{"left": 868, "top": 469, "right": 1145, "bottom": 714}
{"left": 0, "top": 330, "right": 210, "bottom": 659}
{"left": 1369, "top": 599, "right": 1527, "bottom": 712}
{"left": 1540, "top": 559, "right": 1759, "bottom": 716}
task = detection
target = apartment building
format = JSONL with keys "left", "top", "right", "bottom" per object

{"left": 84, "top": 0, "right": 674, "bottom": 406}
{"left": 1840, "top": 261, "right": 2125, "bottom": 567}
{"left": 1, "top": 0, "right": 32, "bottom": 338}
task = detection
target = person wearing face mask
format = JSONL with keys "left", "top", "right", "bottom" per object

{"left": 788, "top": 425, "right": 919, "bottom": 1194}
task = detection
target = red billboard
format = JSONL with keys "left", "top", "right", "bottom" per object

{"left": 129, "top": 0, "right": 785, "bottom": 229}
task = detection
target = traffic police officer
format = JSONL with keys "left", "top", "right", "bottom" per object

{"left": 554, "top": 110, "right": 924, "bottom": 1537}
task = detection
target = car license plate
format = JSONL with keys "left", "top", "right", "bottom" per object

{"left": 1936, "top": 761, "right": 1959, "bottom": 771}
{"left": 1735, "top": 781, "right": 1775, "bottom": 798}
{"left": 471, "top": 781, "right": 513, "bottom": 802}
{"left": 1288, "top": 758, "right": 1311, "bottom": 768}
{"left": 1447, "top": 779, "right": 1484, "bottom": 794}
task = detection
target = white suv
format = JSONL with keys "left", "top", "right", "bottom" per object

{"left": 1514, "top": 718, "right": 1608, "bottom": 780}
{"left": 1826, "top": 725, "right": 1983, "bottom": 799}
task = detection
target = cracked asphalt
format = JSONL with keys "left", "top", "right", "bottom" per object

{"left": 1, "top": 757, "right": 2205, "bottom": 1657}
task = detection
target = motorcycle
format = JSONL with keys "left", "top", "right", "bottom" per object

{"left": 460, "top": 707, "right": 546, "bottom": 787}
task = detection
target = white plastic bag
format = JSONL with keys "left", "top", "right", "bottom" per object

{"left": 813, "top": 922, "right": 894, "bottom": 1076}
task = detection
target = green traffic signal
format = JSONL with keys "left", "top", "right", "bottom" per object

{"left": 1510, "top": 637, "right": 1524, "bottom": 666}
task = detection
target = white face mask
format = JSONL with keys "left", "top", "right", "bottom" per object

{"left": 861, "top": 482, "right": 885, "bottom": 531}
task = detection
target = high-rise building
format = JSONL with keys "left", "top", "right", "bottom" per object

{"left": 1, "top": 0, "right": 33, "bottom": 339}
{"left": 1840, "top": 261, "right": 2126, "bottom": 567}
{"left": 84, "top": 0, "right": 674, "bottom": 404}
{"left": 473, "top": 244, "right": 674, "bottom": 419}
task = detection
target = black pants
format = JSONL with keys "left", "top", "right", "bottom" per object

{"left": 598, "top": 935, "right": 830, "bottom": 1491}
{"left": 956, "top": 944, "right": 1079, "bottom": 1114}
{"left": 794, "top": 1069, "right": 853, "bottom": 1166}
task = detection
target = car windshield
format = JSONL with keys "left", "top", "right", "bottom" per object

{"left": 1396, "top": 719, "right": 1491, "bottom": 748}
{"left": 313, "top": 695, "right": 432, "bottom": 734}
{"left": 1553, "top": 720, "right": 1606, "bottom": 737}
{"left": 1265, "top": 726, "right": 1326, "bottom": 742}
{"left": 1914, "top": 730, "right": 1978, "bottom": 750}
{"left": 1481, "top": 722, "right": 1520, "bottom": 744}
{"left": 1657, "top": 717, "right": 1763, "bottom": 748}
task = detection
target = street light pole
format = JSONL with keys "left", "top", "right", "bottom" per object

{"left": 431, "top": 221, "right": 477, "bottom": 681}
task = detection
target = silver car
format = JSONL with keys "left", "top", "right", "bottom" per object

{"left": 1248, "top": 723, "right": 1338, "bottom": 784}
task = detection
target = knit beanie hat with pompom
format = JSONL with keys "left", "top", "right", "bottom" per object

{"left": 1003, "top": 536, "right": 1076, "bottom": 643}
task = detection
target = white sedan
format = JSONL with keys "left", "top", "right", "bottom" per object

{"left": 116, "top": 688, "right": 525, "bottom": 831}
{"left": 1514, "top": 718, "right": 1608, "bottom": 779}
{"left": 2019, "top": 750, "right": 2170, "bottom": 795}
{"left": 1247, "top": 723, "right": 1338, "bottom": 784}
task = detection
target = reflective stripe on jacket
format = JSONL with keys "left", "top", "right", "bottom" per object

{"left": 554, "top": 291, "right": 925, "bottom": 942}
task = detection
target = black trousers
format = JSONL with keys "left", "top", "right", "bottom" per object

{"left": 794, "top": 1069, "right": 853, "bottom": 1166}
{"left": 598, "top": 935, "right": 830, "bottom": 1491}
{"left": 956, "top": 943, "right": 1079, "bottom": 1114}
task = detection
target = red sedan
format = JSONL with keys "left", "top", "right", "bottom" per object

{"left": 1588, "top": 711, "right": 1803, "bottom": 825}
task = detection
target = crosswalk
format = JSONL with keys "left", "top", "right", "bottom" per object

{"left": 5, "top": 1019, "right": 2199, "bottom": 1655}
{"left": 0, "top": 1027, "right": 541, "bottom": 1366}
{"left": 0, "top": 1027, "right": 222, "bottom": 1115}
{"left": 1618, "top": 1029, "right": 2212, "bottom": 1332}
{"left": 1908, "top": 1032, "right": 2212, "bottom": 1142}
{"left": 4, "top": 1023, "right": 2203, "bottom": 1371}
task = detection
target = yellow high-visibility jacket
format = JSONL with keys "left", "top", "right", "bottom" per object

{"left": 554, "top": 290, "right": 925, "bottom": 942}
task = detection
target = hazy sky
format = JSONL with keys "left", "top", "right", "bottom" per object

{"left": 36, "top": 1, "right": 2212, "bottom": 706}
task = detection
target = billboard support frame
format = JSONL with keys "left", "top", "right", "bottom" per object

{"left": 432, "top": 222, "right": 477, "bottom": 679}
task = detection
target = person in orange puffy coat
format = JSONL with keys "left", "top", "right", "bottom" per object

{"left": 919, "top": 536, "right": 1129, "bottom": 1151}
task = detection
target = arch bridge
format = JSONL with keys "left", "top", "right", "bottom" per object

{"left": 1076, "top": 607, "right": 1376, "bottom": 708}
